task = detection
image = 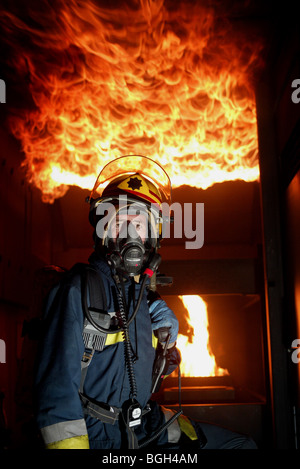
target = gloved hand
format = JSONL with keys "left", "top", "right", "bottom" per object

{"left": 149, "top": 298, "right": 179, "bottom": 345}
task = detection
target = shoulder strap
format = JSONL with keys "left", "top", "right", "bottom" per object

{"left": 85, "top": 266, "right": 108, "bottom": 312}
{"left": 79, "top": 264, "right": 110, "bottom": 393}
{"left": 69, "top": 262, "right": 107, "bottom": 312}
{"left": 80, "top": 265, "right": 110, "bottom": 347}
{"left": 72, "top": 263, "right": 108, "bottom": 313}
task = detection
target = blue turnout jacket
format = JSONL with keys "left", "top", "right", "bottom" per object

{"left": 34, "top": 254, "right": 180, "bottom": 449}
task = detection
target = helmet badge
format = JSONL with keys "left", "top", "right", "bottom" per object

{"left": 127, "top": 177, "right": 143, "bottom": 191}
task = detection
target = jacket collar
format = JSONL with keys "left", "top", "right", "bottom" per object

{"left": 88, "top": 252, "right": 112, "bottom": 279}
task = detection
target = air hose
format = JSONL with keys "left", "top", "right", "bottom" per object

{"left": 114, "top": 274, "right": 138, "bottom": 400}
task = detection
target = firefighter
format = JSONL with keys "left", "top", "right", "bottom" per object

{"left": 34, "top": 155, "right": 256, "bottom": 449}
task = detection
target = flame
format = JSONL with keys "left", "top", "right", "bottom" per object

{"left": 177, "top": 295, "right": 228, "bottom": 377}
{"left": 1, "top": 1, "right": 264, "bottom": 202}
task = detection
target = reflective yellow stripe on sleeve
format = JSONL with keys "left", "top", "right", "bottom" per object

{"left": 46, "top": 434, "right": 89, "bottom": 449}
{"left": 178, "top": 415, "right": 198, "bottom": 441}
{"left": 152, "top": 333, "right": 158, "bottom": 349}
{"left": 41, "top": 418, "right": 88, "bottom": 447}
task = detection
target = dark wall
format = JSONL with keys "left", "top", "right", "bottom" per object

{"left": 255, "top": 4, "right": 300, "bottom": 448}
{"left": 0, "top": 125, "right": 53, "bottom": 446}
{"left": 285, "top": 171, "right": 300, "bottom": 410}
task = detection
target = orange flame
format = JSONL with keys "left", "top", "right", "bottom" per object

{"left": 1, "top": 1, "right": 264, "bottom": 202}
{"left": 177, "top": 295, "right": 228, "bottom": 377}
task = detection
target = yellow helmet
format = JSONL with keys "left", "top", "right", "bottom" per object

{"left": 88, "top": 156, "right": 172, "bottom": 274}
{"left": 88, "top": 155, "right": 172, "bottom": 232}
{"left": 89, "top": 155, "right": 171, "bottom": 208}
{"left": 100, "top": 173, "right": 162, "bottom": 206}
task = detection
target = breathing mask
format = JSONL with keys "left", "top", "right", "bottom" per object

{"left": 88, "top": 155, "right": 172, "bottom": 277}
{"left": 103, "top": 201, "right": 159, "bottom": 276}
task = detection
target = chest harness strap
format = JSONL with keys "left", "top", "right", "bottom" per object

{"left": 78, "top": 266, "right": 182, "bottom": 449}
{"left": 79, "top": 267, "right": 143, "bottom": 448}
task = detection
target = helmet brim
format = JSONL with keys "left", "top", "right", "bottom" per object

{"left": 88, "top": 155, "right": 172, "bottom": 205}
